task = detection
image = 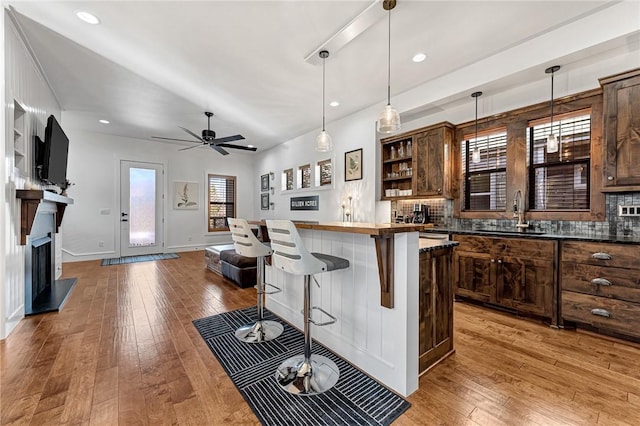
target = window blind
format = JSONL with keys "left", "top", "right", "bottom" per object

{"left": 462, "top": 130, "right": 507, "bottom": 211}
{"left": 527, "top": 113, "right": 591, "bottom": 210}
{"left": 207, "top": 174, "right": 236, "bottom": 232}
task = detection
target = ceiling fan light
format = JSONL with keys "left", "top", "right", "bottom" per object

{"left": 377, "top": 104, "right": 401, "bottom": 134}
{"left": 316, "top": 130, "right": 333, "bottom": 152}
{"left": 546, "top": 134, "right": 559, "bottom": 153}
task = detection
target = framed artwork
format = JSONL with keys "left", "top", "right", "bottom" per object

{"left": 345, "top": 148, "right": 363, "bottom": 181}
{"left": 261, "top": 193, "right": 270, "bottom": 210}
{"left": 261, "top": 174, "right": 269, "bottom": 192}
{"left": 174, "top": 181, "right": 199, "bottom": 209}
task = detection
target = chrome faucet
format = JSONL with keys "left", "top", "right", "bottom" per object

{"left": 513, "top": 190, "right": 529, "bottom": 229}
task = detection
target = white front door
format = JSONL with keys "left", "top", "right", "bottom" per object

{"left": 120, "top": 160, "right": 164, "bottom": 257}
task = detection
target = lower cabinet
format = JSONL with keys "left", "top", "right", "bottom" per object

{"left": 419, "top": 246, "right": 454, "bottom": 374}
{"left": 453, "top": 234, "right": 557, "bottom": 322}
{"left": 561, "top": 241, "right": 640, "bottom": 340}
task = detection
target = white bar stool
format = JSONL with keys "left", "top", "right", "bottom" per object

{"left": 228, "top": 218, "right": 283, "bottom": 343}
{"left": 266, "top": 219, "right": 350, "bottom": 396}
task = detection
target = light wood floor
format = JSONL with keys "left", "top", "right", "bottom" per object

{"left": 2, "top": 251, "right": 640, "bottom": 425}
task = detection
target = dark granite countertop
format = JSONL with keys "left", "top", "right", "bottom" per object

{"left": 420, "top": 226, "right": 640, "bottom": 244}
{"left": 418, "top": 238, "right": 459, "bottom": 253}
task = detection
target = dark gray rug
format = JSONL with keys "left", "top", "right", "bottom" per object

{"left": 100, "top": 252, "right": 179, "bottom": 266}
{"left": 193, "top": 307, "right": 410, "bottom": 426}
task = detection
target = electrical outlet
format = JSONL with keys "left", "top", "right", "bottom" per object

{"left": 618, "top": 205, "right": 640, "bottom": 217}
{"left": 98, "top": 241, "right": 104, "bottom": 247}
{"left": 188, "top": 236, "right": 192, "bottom": 242}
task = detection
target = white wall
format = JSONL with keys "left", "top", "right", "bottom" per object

{"left": 61, "top": 130, "right": 256, "bottom": 261}
{"left": 2, "top": 11, "right": 62, "bottom": 338}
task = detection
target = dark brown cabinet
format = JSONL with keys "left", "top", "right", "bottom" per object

{"left": 419, "top": 246, "right": 454, "bottom": 374}
{"left": 560, "top": 241, "right": 640, "bottom": 340}
{"left": 600, "top": 68, "right": 640, "bottom": 191}
{"left": 414, "top": 123, "right": 454, "bottom": 198}
{"left": 453, "top": 234, "right": 557, "bottom": 322}
{"left": 380, "top": 122, "right": 454, "bottom": 200}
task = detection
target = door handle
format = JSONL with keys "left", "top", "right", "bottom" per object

{"left": 121, "top": 212, "right": 128, "bottom": 217}
{"left": 121, "top": 219, "right": 128, "bottom": 222}
{"left": 591, "top": 252, "right": 612, "bottom": 261}
{"left": 590, "top": 308, "right": 612, "bottom": 318}
{"left": 590, "top": 278, "right": 612, "bottom": 286}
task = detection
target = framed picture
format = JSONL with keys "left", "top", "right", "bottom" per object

{"left": 261, "top": 174, "right": 269, "bottom": 192}
{"left": 345, "top": 148, "right": 363, "bottom": 181}
{"left": 261, "top": 193, "right": 270, "bottom": 210}
{"left": 174, "top": 181, "right": 199, "bottom": 209}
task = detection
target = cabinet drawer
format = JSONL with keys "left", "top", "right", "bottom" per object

{"left": 453, "top": 234, "right": 555, "bottom": 260}
{"left": 562, "top": 241, "right": 640, "bottom": 269}
{"left": 562, "top": 262, "right": 640, "bottom": 303}
{"left": 562, "top": 291, "right": 640, "bottom": 339}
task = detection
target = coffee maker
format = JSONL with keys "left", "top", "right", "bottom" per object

{"left": 412, "top": 204, "right": 430, "bottom": 224}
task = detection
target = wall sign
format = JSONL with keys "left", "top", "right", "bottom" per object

{"left": 290, "top": 195, "right": 319, "bottom": 211}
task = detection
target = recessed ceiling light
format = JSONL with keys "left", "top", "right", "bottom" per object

{"left": 99, "top": 119, "right": 109, "bottom": 124}
{"left": 76, "top": 11, "right": 100, "bottom": 25}
{"left": 412, "top": 53, "right": 427, "bottom": 63}
{"left": 330, "top": 101, "right": 340, "bottom": 107}
{"left": 248, "top": 145, "right": 254, "bottom": 148}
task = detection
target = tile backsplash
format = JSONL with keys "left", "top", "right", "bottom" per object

{"left": 392, "top": 193, "right": 640, "bottom": 237}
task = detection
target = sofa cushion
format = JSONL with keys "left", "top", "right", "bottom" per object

{"left": 220, "top": 250, "right": 257, "bottom": 268}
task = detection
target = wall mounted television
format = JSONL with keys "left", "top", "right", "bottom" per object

{"left": 37, "top": 114, "right": 69, "bottom": 187}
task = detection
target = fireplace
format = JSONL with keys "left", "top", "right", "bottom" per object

{"left": 31, "top": 236, "right": 53, "bottom": 303}
{"left": 23, "top": 197, "right": 76, "bottom": 316}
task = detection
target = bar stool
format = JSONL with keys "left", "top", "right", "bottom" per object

{"left": 266, "top": 219, "right": 350, "bottom": 396}
{"left": 228, "top": 218, "right": 283, "bottom": 343}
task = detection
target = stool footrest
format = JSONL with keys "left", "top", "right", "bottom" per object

{"left": 309, "top": 306, "right": 337, "bottom": 327}
{"left": 258, "top": 282, "right": 281, "bottom": 295}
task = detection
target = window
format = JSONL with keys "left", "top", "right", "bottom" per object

{"left": 207, "top": 174, "right": 236, "bottom": 232}
{"left": 281, "top": 168, "right": 293, "bottom": 191}
{"left": 527, "top": 110, "right": 591, "bottom": 210}
{"left": 297, "top": 164, "right": 311, "bottom": 189}
{"left": 462, "top": 129, "right": 507, "bottom": 211}
{"left": 316, "top": 159, "right": 332, "bottom": 187}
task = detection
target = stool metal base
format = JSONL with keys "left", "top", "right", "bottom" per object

{"left": 275, "top": 354, "right": 339, "bottom": 396}
{"left": 235, "top": 320, "right": 284, "bottom": 343}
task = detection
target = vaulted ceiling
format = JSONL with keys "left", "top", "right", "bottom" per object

{"left": 8, "top": 1, "right": 639, "bottom": 152}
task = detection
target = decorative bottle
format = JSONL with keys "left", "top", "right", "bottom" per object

{"left": 406, "top": 140, "right": 412, "bottom": 156}
{"left": 390, "top": 145, "right": 396, "bottom": 160}
{"left": 398, "top": 141, "right": 405, "bottom": 158}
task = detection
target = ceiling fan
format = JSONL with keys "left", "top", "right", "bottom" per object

{"left": 152, "top": 111, "right": 256, "bottom": 155}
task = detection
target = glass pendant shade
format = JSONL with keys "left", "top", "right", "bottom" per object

{"left": 377, "top": 104, "right": 401, "bottom": 133}
{"left": 546, "top": 133, "right": 558, "bottom": 153}
{"left": 316, "top": 130, "right": 333, "bottom": 152}
{"left": 471, "top": 146, "right": 481, "bottom": 163}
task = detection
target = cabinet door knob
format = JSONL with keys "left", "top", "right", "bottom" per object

{"left": 607, "top": 176, "right": 614, "bottom": 181}
{"left": 491, "top": 259, "right": 495, "bottom": 263}
{"left": 591, "top": 252, "right": 612, "bottom": 261}
{"left": 497, "top": 259, "right": 502, "bottom": 264}
{"left": 590, "top": 308, "right": 612, "bottom": 318}
{"left": 590, "top": 278, "right": 612, "bottom": 286}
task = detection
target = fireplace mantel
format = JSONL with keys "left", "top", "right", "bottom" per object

{"left": 16, "top": 190, "right": 74, "bottom": 245}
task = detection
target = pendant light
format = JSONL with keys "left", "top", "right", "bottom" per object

{"left": 377, "top": 0, "right": 401, "bottom": 134}
{"left": 471, "top": 91, "right": 482, "bottom": 164}
{"left": 316, "top": 50, "right": 333, "bottom": 152}
{"left": 545, "top": 65, "right": 561, "bottom": 153}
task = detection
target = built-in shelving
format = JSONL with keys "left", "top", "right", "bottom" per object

{"left": 13, "top": 100, "right": 26, "bottom": 175}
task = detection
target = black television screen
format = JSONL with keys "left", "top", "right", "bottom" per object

{"left": 40, "top": 115, "right": 69, "bottom": 187}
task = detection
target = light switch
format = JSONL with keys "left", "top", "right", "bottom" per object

{"left": 100, "top": 208, "right": 111, "bottom": 215}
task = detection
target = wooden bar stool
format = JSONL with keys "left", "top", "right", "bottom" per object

{"left": 228, "top": 218, "right": 283, "bottom": 343}
{"left": 266, "top": 219, "right": 349, "bottom": 395}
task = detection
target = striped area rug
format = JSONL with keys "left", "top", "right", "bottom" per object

{"left": 100, "top": 252, "right": 179, "bottom": 266}
{"left": 193, "top": 307, "right": 410, "bottom": 426}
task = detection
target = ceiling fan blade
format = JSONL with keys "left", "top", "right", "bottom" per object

{"left": 211, "top": 145, "right": 230, "bottom": 155}
{"left": 212, "top": 134, "right": 245, "bottom": 143}
{"left": 178, "top": 126, "right": 206, "bottom": 143}
{"left": 178, "top": 144, "right": 208, "bottom": 151}
{"left": 152, "top": 136, "right": 201, "bottom": 143}
{"left": 216, "top": 143, "right": 257, "bottom": 152}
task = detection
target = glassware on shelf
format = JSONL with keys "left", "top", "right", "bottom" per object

{"left": 390, "top": 145, "right": 396, "bottom": 160}
{"left": 398, "top": 141, "right": 405, "bottom": 158}
{"left": 406, "top": 140, "right": 412, "bottom": 156}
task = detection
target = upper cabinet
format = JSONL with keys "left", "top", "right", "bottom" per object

{"left": 600, "top": 68, "right": 640, "bottom": 191}
{"left": 380, "top": 122, "right": 455, "bottom": 200}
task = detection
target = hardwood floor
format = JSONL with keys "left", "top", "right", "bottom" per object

{"left": 2, "top": 250, "right": 640, "bottom": 425}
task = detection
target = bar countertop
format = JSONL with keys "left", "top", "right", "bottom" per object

{"left": 254, "top": 220, "right": 426, "bottom": 236}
